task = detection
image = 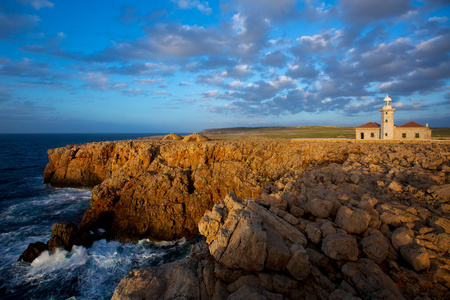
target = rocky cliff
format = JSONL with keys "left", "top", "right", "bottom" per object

{"left": 43, "top": 139, "right": 351, "bottom": 241}
{"left": 110, "top": 140, "right": 450, "bottom": 300}
{"left": 41, "top": 138, "right": 450, "bottom": 299}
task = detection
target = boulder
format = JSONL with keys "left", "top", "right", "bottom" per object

{"left": 305, "top": 222, "right": 322, "bottom": 244}
{"left": 286, "top": 245, "right": 311, "bottom": 280}
{"left": 182, "top": 132, "right": 210, "bottom": 142}
{"left": 19, "top": 242, "right": 48, "bottom": 263}
{"left": 264, "top": 225, "right": 290, "bottom": 271}
{"left": 360, "top": 234, "right": 390, "bottom": 264}
{"left": 400, "top": 243, "right": 430, "bottom": 272}
{"left": 428, "top": 184, "right": 450, "bottom": 201}
{"left": 391, "top": 227, "right": 413, "bottom": 250}
{"left": 322, "top": 233, "right": 359, "bottom": 261}
{"left": 307, "top": 199, "right": 334, "bottom": 218}
{"left": 335, "top": 206, "right": 371, "bottom": 234}
{"left": 162, "top": 133, "right": 183, "bottom": 140}
{"left": 48, "top": 222, "right": 92, "bottom": 251}
{"left": 112, "top": 259, "right": 201, "bottom": 300}
{"left": 388, "top": 181, "right": 403, "bottom": 193}
{"left": 342, "top": 258, "right": 405, "bottom": 300}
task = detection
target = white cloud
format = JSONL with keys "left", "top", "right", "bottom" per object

{"left": 229, "top": 81, "right": 244, "bottom": 88}
{"left": 134, "top": 78, "right": 164, "bottom": 85}
{"left": 232, "top": 13, "right": 246, "bottom": 34}
{"left": 172, "top": 0, "right": 212, "bottom": 15}
{"left": 17, "top": 0, "right": 54, "bottom": 10}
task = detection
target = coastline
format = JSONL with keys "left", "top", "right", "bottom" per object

{"left": 26, "top": 136, "right": 450, "bottom": 299}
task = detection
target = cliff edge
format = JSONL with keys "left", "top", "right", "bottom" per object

{"left": 111, "top": 141, "right": 450, "bottom": 300}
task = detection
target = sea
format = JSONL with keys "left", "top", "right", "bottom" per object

{"left": 0, "top": 134, "right": 196, "bottom": 300}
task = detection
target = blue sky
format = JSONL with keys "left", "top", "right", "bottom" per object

{"left": 0, "top": 0, "right": 449, "bottom": 133}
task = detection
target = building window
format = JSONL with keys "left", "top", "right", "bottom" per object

{"left": 360, "top": 132, "right": 364, "bottom": 139}
{"left": 371, "top": 133, "right": 374, "bottom": 138}
{"left": 386, "top": 112, "right": 388, "bottom": 115}
{"left": 385, "top": 119, "right": 388, "bottom": 122}
{"left": 402, "top": 133, "right": 406, "bottom": 138}
{"left": 415, "top": 133, "right": 420, "bottom": 138}
{"left": 385, "top": 133, "right": 388, "bottom": 136}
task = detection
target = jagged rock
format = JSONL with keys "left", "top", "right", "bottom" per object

{"left": 48, "top": 222, "right": 92, "bottom": 251}
{"left": 360, "top": 234, "right": 390, "bottom": 264}
{"left": 259, "top": 193, "right": 287, "bottom": 210}
{"left": 200, "top": 193, "right": 308, "bottom": 273}
{"left": 391, "top": 227, "right": 413, "bottom": 250}
{"left": 307, "top": 199, "right": 334, "bottom": 218}
{"left": 111, "top": 259, "right": 201, "bottom": 300}
{"left": 400, "top": 243, "right": 431, "bottom": 271}
{"left": 182, "top": 132, "right": 210, "bottom": 142}
{"left": 378, "top": 203, "right": 422, "bottom": 227}
{"left": 286, "top": 245, "right": 311, "bottom": 280}
{"left": 43, "top": 138, "right": 450, "bottom": 299}
{"left": 335, "top": 206, "right": 371, "bottom": 234}
{"left": 19, "top": 242, "right": 48, "bottom": 263}
{"left": 432, "top": 265, "right": 450, "bottom": 289}
{"left": 306, "top": 222, "right": 322, "bottom": 244}
{"left": 162, "top": 133, "right": 182, "bottom": 140}
{"left": 388, "top": 181, "right": 403, "bottom": 193}
{"left": 328, "top": 289, "right": 361, "bottom": 300}
{"left": 433, "top": 217, "right": 450, "bottom": 234}
{"left": 342, "top": 258, "right": 405, "bottom": 300}
{"left": 428, "top": 184, "right": 450, "bottom": 201}
{"left": 322, "top": 233, "right": 359, "bottom": 261}
{"left": 264, "top": 225, "right": 290, "bottom": 271}
{"left": 306, "top": 248, "right": 329, "bottom": 268}
{"left": 218, "top": 212, "right": 267, "bottom": 271}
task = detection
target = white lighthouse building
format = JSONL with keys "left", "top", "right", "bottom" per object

{"left": 355, "top": 95, "right": 431, "bottom": 140}
{"left": 379, "top": 95, "right": 396, "bottom": 139}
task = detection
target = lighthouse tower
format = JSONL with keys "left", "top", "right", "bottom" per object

{"left": 379, "top": 94, "right": 395, "bottom": 139}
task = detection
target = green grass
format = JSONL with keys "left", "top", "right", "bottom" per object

{"left": 431, "top": 127, "right": 450, "bottom": 138}
{"left": 201, "top": 126, "right": 450, "bottom": 140}
{"left": 202, "top": 126, "right": 356, "bottom": 140}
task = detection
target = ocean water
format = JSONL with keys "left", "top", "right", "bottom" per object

{"left": 0, "top": 134, "right": 196, "bottom": 299}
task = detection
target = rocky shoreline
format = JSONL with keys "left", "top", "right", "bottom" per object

{"left": 25, "top": 137, "right": 450, "bottom": 299}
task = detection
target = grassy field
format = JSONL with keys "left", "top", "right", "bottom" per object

{"left": 201, "top": 126, "right": 450, "bottom": 140}
{"left": 431, "top": 127, "right": 450, "bottom": 138}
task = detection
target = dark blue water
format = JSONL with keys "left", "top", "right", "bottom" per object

{"left": 0, "top": 134, "right": 195, "bottom": 300}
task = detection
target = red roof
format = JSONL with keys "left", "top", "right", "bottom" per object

{"left": 397, "top": 121, "right": 426, "bottom": 128}
{"left": 356, "top": 122, "right": 380, "bottom": 128}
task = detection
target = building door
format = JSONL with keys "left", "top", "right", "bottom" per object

{"left": 361, "top": 132, "right": 364, "bottom": 139}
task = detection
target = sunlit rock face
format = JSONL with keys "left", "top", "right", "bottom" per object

{"left": 43, "top": 138, "right": 450, "bottom": 298}
{"left": 44, "top": 139, "right": 351, "bottom": 241}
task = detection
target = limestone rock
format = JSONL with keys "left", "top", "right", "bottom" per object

{"left": 322, "top": 233, "right": 359, "bottom": 261}
{"left": 335, "top": 206, "right": 371, "bottom": 234}
{"left": 286, "top": 245, "right": 311, "bottom": 280}
{"left": 264, "top": 225, "right": 290, "bottom": 271}
{"left": 388, "top": 181, "right": 403, "bottom": 193}
{"left": 360, "top": 234, "right": 390, "bottom": 264}
{"left": 342, "top": 258, "right": 405, "bottom": 300}
{"left": 182, "top": 132, "right": 210, "bottom": 142}
{"left": 428, "top": 184, "right": 450, "bottom": 201}
{"left": 400, "top": 243, "right": 431, "bottom": 271}
{"left": 391, "top": 227, "right": 413, "bottom": 250}
{"left": 162, "top": 133, "right": 182, "bottom": 140}
{"left": 433, "top": 217, "right": 450, "bottom": 234}
{"left": 306, "top": 248, "right": 329, "bottom": 268}
{"left": 305, "top": 222, "right": 322, "bottom": 244}
{"left": 219, "top": 213, "right": 267, "bottom": 271}
{"left": 111, "top": 259, "right": 201, "bottom": 300}
{"left": 48, "top": 222, "right": 92, "bottom": 251}
{"left": 307, "top": 199, "right": 334, "bottom": 218}
{"left": 19, "top": 242, "right": 48, "bottom": 263}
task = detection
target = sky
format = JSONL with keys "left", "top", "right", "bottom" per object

{"left": 0, "top": 0, "right": 449, "bottom": 133}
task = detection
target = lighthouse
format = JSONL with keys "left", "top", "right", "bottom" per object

{"left": 379, "top": 94, "right": 395, "bottom": 140}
